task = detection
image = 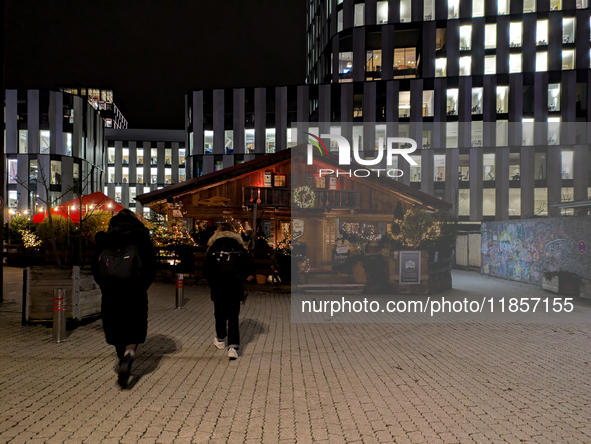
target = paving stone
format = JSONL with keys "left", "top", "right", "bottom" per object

{"left": 0, "top": 272, "right": 590, "bottom": 444}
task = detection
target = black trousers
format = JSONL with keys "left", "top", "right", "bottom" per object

{"left": 213, "top": 299, "right": 241, "bottom": 349}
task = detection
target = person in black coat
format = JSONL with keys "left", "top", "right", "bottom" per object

{"left": 92, "top": 209, "right": 156, "bottom": 388}
{"left": 203, "top": 223, "right": 254, "bottom": 360}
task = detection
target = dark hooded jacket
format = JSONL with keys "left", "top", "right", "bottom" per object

{"left": 92, "top": 211, "right": 157, "bottom": 345}
{"left": 203, "top": 230, "right": 254, "bottom": 302}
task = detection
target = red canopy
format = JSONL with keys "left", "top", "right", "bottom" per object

{"left": 33, "top": 192, "right": 126, "bottom": 224}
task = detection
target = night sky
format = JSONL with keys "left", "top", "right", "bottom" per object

{"left": 4, "top": 1, "right": 307, "bottom": 130}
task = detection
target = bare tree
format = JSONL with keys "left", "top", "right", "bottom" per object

{"left": 9, "top": 162, "right": 74, "bottom": 266}
{"left": 69, "top": 169, "right": 110, "bottom": 266}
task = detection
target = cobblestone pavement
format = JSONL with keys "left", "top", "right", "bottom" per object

{"left": 1, "top": 269, "right": 590, "bottom": 444}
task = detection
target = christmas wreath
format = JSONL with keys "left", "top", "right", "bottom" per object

{"left": 293, "top": 186, "right": 315, "bottom": 208}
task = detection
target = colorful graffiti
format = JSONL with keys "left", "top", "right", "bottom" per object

{"left": 481, "top": 217, "right": 591, "bottom": 284}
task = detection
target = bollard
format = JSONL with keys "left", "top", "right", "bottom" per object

{"left": 53, "top": 288, "right": 69, "bottom": 343}
{"left": 175, "top": 273, "right": 184, "bottom": 309}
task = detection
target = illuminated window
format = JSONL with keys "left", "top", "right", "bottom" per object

{"left": 266, "top": 129, "right": 276, "bottom": 154}
{"left": 485, "top": 24, "right": 497, "bottom": 49}
{"left": 496, "top": 120, "right": 508, "bottom": 146}
{"left": 483, "top": 189, "right": 496, "bottom": 216}
{"left": 534, "top": 188, "right": 548, "bottom": 215}
{"left": 524, "top": 0, "right": 535, "bottom": 12}
{"left": 536, "top": 52, "right": 548, "bottom": 71}
{"left": 366, "top": 49, "right": 382, "bottom": 74}
{"left": 151, "top": 167, "right": 158, "bottom": 184}
{"left": 537, "top": 20, "right": 548, "bottom": 45}
{"left": 459, "top": 189, "right": 470, "bottom": 216}
{"left": 460, "top": 26, "right": 472, "bottom": 50}
{"left": 393, "top": 48, "right": 416, "bottom": 72}
{"left": 423, "top": 91, "right": 434, "bottom": 116}
{"left": 548, "top": 84, "right": 561, "bottom": 111}
{"left": 472, "top": 88, "right": 483, "bottom": 114}
{"left": 399, "top": 91, "right": 411, "bottom": 118}
{"left": 40, "top": 130, "right": 50, "bottom": 154}
{"left": 354, "top": 3, "right": 364, "bottom": 26}
{"left": 448, "top": 0, "right": 459, "bottom": 19}
{"left": 472, "top": 121, "right": 483, "bottom": 147}
{"left": 179, "top": 149, "right": 186, "bottom": 166}
{"left": 576, "top": 0, "right": 588, "bottom": 7}
{"left": 108, "top": 167, "right": 115, "bottom": 183}
{"left": 459, "top": 56, "right": 471, "bottom": 76}
{"left": 137, "top": 167, "right": 144, "bottom": 183}
{"left": 204, "top": 131, "right": 213, "bottom": 154}
{"left": 509, "top": 23, "right": 522, "bottom": 47}
{"left": 561, "top": 149, "right": 573, "bottom": 179}
{"left": 436, "top": 28, "right": 446, "bottom": 51}
{"left": 447, "top": 122, "right": 458, "bottom": 148}
{"left": 122, "top": 167, "right": 129, "bottom": 184}
{"left": 522, "top": 118, "right": 534, "bottom": 146}
{"left": 19, "top": 130, "right": 27, "bottom": 153}
{"left": 434, "top": 155, "right": 445, "bottom": 182}
{"left": 424, "top": 0, "right": 434, "bottom": 20}
{"left": 245, "top": 129, "right": 255, "bottom": 153}
{"left": 509, "top": 189, "right": 521, "bottom": 216}
{"left": 435, "top": 58, "right": 447, "bottom": 77}
{"left": 108, "top": 147, "right": 115, "bottom": 164}
{"left": 151, "top": 148, "right": 158, "bottom": 165}
{"left": 8, "top": 159, "right": 17, "bottom": 184}
{"left": 509, "top": 54, "right": 522, "bottom": 73}
{"left": 509, "top": 153, "right": 521, "bottom": 180}
{"left": 548, "top": 117, "right": 560, "bottom": 145}
{"left": 337, "top": 10, "right": 343, "bottom": 32}
{"left": 484, "top": 55, "right": 496, "bottom": 74}
{"left": 339, "top": 52, "right": 353, "bottom": 82}
{"left": 550, "top": 0, "right": 561, "bottom": 10}
{"left": 473, "top": 0, "right": 484, "bottom": 16}
{"left": 377, "top": 1, "right": 388, "bottom": 23}
{"left": 165, "top": 168, "right": 172, "bottom": 184}
{"left": 410, "top": 155, "right": 421, "bottom": 182}
{"left": 137, "top": 149, "right": 144, "bottom": 164}
{"left": 459, "top": 154, "right": 470, "bottom": 181}
{"left": 563, "top": 18, "right": 575, "bottom": 43}
{"left": 447, "top": 89, "right": 458, "bottom": 115}
{"left": 484, "top": 154, "right": 496, "bottom": 180}
{"left": 123, "top": 148, "right": 129, "bottom": 165}
{"left": 562, "top": 49, "right": 575, "bottom": 70}
{"left": 400, "top": 0, "right": 411, "bottom": 22}
{"left": 498, "top": 0, "right": 509, "bottom": 14}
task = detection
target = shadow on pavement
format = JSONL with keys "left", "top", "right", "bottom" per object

{"left": 126, "top": 333, "right": 178, "bottom": 389}
{"left": 239, "top": 318, "right": 266, "bottom": 354}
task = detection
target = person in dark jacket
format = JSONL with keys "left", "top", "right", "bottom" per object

{"left": 92, "top": 209, "right": 157, "bottom": 388}
{"left": 203, "top": 223, "right": 254, "bottom": 359}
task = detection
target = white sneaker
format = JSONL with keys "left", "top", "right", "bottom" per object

{"left": 228, "top": 348, "right": 238, "bottom": 360}
{"left": 213, "top": 337, "right": 225, "bottom": 350}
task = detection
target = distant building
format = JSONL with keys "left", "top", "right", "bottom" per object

{"left": 184, "top": 0, "right": 591, "bottom": 222}
{"left": 104, "top": 129, "right": 186, "bottom": 216}
{"left": 60, "top": 87, "right": 128, "bottom": 129}
{"left": 4, "top": 89, "right": 106, "bottom": 219}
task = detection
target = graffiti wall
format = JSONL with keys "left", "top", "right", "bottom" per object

{"left": 481, "top": 216, "right": 591, "bottom": 284}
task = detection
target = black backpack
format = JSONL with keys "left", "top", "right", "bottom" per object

{"left": 204, "top": 242, "right": 246, "bottom": 281}
{"left": 98, "top": 244, "right": 142, "bottom": 283}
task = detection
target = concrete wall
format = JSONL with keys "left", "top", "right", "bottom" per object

{"left": 481, "top": 216, "right": 591, "bottom": 284}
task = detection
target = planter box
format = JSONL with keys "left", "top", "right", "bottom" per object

{"left": 24, "top": 266, "right": 102, "bottom": 323}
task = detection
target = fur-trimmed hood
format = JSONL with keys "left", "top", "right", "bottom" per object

{"left": 207, "top": 230, "right": 245, "bottom": 248}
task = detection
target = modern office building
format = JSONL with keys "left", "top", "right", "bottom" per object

{"left": 185, "top": 0, "right": 591, "bottom": 221}
{"left": 4, "top": 89, "right": 106, "bottom": 217}
{"left": 104, "top": 129, "right": 186, "bottom": 216}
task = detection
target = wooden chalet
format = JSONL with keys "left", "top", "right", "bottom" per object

{"left": 136, "top": 145, "right": 451, "bottom": 269}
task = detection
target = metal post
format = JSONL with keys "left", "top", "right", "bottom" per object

{"left": 175, "top": 273, "right": 184, "bottom": 309}
{"left": 53, "top": 288, "right": 69, "bottom": 343}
